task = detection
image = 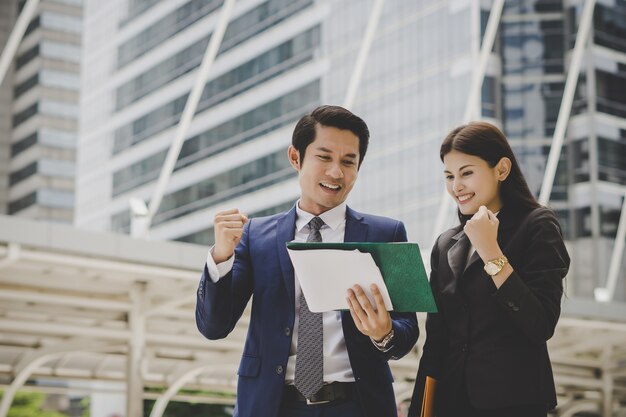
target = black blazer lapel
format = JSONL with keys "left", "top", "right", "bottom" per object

{"left": 276, "top": 206, "right": 297, "bottom": 308}
{"left": 464, "top": 248, "right": 482, "bottom": 274}
{"left": 447, "top": 228, "right": 471, "bottom": 283}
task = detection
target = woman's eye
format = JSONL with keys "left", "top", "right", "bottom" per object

{"left": 462, "top": 171, "right": 473, "bottom": 176}
{"left": 445, "top": 175, "right": 454, "bottom": 180}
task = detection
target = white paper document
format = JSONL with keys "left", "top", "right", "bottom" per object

{"left": 286, "top": 248, "right": 394, "bottom": 313}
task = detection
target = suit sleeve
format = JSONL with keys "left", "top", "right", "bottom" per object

{"left": 408, "top": 235, "right": 448, "bottom": 417}
{"left": 195, "top": 219, "right": 253, "bottom": 340}
{"left": 493, "top": 208, "right": 570, "bottom": 344}
{"left": 368, "top": 221, "right": 420, "bottom": 361}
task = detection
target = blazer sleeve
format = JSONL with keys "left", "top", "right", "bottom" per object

{"left": 408, "top": 234, "right": 448, "bottom": 417}
{"left": 493, "top": 208, "right": 570, "bottom": 344}
{"left": 195, "top": 219, "right": 253, "bottom": 340}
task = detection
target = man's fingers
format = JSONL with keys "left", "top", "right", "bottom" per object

{"left": 216, "top": 213, "right": 247, "bottom": 222}
{"left": 347, "top": 298, "right": 364, "bottom": 330}
{"left": 221, "top": 228, "right": 243, "bottom": 241}
{"left": 218, "top": 221, "right": 246, "bottom": 229}
{"left": 218, "top": 208, "right": 240, "bottom": 215}
{"left": 370, "top": 284, "right": 387, "bottom": 315}
{"left": 347, "top": 289, "right": 370, "bottom": 326}
{"left": 352, "top": 285, "right": 376, "bottom": 315}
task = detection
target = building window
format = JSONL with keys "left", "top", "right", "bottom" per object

{"left": 594, "top": 3, "right": 626, "bottom": 53}
{"left": 15, "top": 45, "right": 39, "bottom": 70}
{"left": 8, "top": 192, "right": 37, "bottom": 214}
{"left": 597, "top": 137, "right": 626, "bottom": 185}
{"left": 9, "top": 162, "right": 38, "bottom": 186}
{"left": 14, "top": 73, "right": 39, "bottom": 98}
{"left": 11, "top": 132, "right": 38, "bottom": 157}
{"left": 120, "top": 0, "right": 163, "bottom": 26}
{"left": 13, "top": 103, "right": 38, "bottom": 127}
{"left": 596, "top": 70, "right": 626, "bottom": 119}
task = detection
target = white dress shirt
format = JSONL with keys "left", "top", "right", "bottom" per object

{"left": 205, "top": 201, "right": 355, "bottom": 383}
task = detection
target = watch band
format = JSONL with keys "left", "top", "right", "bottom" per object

{"left": 484, "top": 255, "right": 509, "bottom": 276}
{"left": 372, "top": 329, "right": 395, "bottom": 351}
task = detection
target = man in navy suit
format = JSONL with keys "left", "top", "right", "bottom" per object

{"left": 196, "top": 105, "right": 419, "bottom": 417}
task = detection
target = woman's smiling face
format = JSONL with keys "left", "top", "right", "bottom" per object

{"left": 443, "top": 150, "right": 508, "bottom": 216}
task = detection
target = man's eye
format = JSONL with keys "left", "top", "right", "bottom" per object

{"left": 318, "top": 155, "right": 330, "bottom": 160}
{"left": 343, "top": 160, "right": 355, "bottom": 165}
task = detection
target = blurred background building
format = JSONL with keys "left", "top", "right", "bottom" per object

{"left": 76, "top": 0, "right": 625, "bottom": 301}
{"left": 1, "top": 0, "right": 81, "bottom": 224}
{"left": 1, "top": 0, "right": 625, "bottom": 416}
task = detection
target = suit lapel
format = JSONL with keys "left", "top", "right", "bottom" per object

{"left": 276, "top": 206, "right": 297, "bottom": 308}
{"left": 345, "top": 207, "right": 368, "bottom": 242}
{"left": 447, "top": 228, "right": 471, "bottom": 282}
{"left": 464, "top": 249, "right": 482, "bottom": 273}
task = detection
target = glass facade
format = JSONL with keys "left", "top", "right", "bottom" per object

{"left": 113, "top": 80, "right": 319, "bottom": 196}
{"left": 116, "top": 23, "right": 319, "bottom": 109}
{"left": 113, "top": 27, "right": 319, "bottom": 154}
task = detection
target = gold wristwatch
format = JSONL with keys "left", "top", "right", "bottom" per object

{"left": 483, "top": 255, "right": 508, "bottom": 276}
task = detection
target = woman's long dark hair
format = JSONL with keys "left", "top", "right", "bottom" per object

{"left": 440, "top": 121, "right": 541, "bottom": 224}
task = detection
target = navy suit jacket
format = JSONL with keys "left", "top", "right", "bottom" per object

{"left": 196, "top": 205, "right": 419, "bottom": 417}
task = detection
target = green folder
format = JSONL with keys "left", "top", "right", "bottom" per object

{"left": 286, "top": 242, "right": 437, "bottom": 313}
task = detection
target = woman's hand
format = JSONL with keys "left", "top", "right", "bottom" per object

{"left": 346, "top": 284, "right": 392, "bottom": 341}
{"left": 464, "top": 205, "right": 503, "bottom": 262}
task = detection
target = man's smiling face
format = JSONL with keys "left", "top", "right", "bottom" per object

{"left": 288, "top": 124, "right": 360, "bottom": 215}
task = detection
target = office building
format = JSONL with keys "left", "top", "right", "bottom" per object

{"left": 3, "top": 0, "right": 82, "bottom": 223}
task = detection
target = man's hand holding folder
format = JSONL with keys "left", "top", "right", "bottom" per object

{"left": 286, "top": 242, "right": 437, "bottom": 313}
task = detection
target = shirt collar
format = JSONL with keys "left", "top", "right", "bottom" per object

{"left": 295, "top": 200, "right": 347, "bottom": 233}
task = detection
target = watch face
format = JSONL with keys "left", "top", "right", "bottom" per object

{"left": 485, "top": 263, "right": 500, "bottom": 275}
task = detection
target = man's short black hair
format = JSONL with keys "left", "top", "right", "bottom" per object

{"left": 291, "top": 105, "right": 370, "bottom": 168}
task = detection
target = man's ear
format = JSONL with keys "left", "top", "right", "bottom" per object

{"left": 288, "top": 146, "right": 301, "bottom": 171}
{"left": 497, "top": 157, "right": 512, "bottom": 181}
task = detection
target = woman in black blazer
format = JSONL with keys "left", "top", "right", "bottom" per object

{"left": 409, "top": 122, "right": 570, "bottom": 417}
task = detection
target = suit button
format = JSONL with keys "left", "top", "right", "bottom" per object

{"left": 276, "top": 365, "right": 283, "bottom": 375}
{"left": 284, "top": 327, "right": 291, "bottom": 336}
{"left": 512, "top": 306, "right": 520, "bottom": 311}
{"left": 507, "top": 301, "right": 514, "bottom": 307}
{"left": 462, "top": 344, "right": 468, "bottom": 353}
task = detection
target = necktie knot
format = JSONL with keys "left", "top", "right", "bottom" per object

{"left": 308, "top": 217, "right": 324, "bottom": 233}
